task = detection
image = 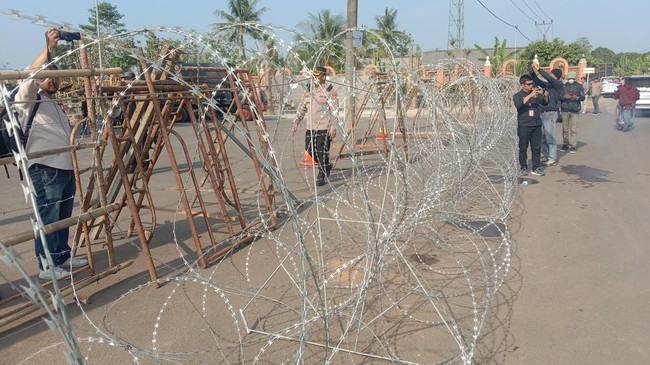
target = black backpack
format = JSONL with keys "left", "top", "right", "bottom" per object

{"left": 0, "top": 93, "right": 41, "bottom": 178}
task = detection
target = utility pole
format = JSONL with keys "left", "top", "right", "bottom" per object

{"left": 535, "top": 20, "right": 553, "bottom": 41}
{"left": 345, "top": 0, "right": 357, "bottom": 145}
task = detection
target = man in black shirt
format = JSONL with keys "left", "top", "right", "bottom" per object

{"left": 513, "top": 74, "right": 548, "bottom": 176}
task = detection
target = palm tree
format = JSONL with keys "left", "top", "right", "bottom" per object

{"left": 474, "top": 37, "right": 519, "bottom": 76}
{"left": 373, "top": 8, "right": 407, "bottom": 52}
{"left": 295, "top": 10, "right": 346, "bottom": 70}
{"left": 365, "top": 7, "right": 410, "bottom": 66}
{"left": 213, "top": 0, "right": 268, "bottom": 60}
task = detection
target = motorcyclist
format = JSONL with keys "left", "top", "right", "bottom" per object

{"left": 614, "top": 78, "right": 640, "bottom": 130}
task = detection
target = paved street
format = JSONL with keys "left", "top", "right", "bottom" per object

{"left": 0, "top": 96, "right": 649, "bottom": 364}
{"left": 498, "top": 96, "right": 650, "bottom": 364}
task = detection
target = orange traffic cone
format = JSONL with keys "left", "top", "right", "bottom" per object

{"left": 376, "top": 125, "right": 388, "bottom": 140}
{"left": 298, "top": 151, "right": 319, "bottom": 166}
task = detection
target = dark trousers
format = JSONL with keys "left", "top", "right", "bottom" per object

{"left": 517, "top": 124, "right": 542, "bottom": 170}
{"left": 305, "top": 130, "right": 331, "bottom": 180}
{"left": 29, "top": 164, "right": 76, "bottom": 269}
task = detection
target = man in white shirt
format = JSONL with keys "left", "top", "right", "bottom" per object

{"left": 16, "top": 28, "right": 87, "bottom": 280}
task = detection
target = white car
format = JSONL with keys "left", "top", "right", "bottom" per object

{"left": 601, "top": 76, "right": 622, "bottom": 97}
{"left": 626, "top": 75, "right": 650, "bottom": 111}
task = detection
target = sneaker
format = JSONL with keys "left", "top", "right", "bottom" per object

{"left": 62, "top": 256, "right": 88, "bottom": 268}
{"left": 544, "top": 159, "right": 557, "bottom": 166}
{"left": 530, "top": 167, "right": 545, "bottom": 176}
{"left": 520, "top": 167, "right": 528, "bottom": 176}
{"left": 559, "top": 145, "right": 569, "bottom": 152}
{"left": 38, "top": 266, "right": 70, "bottom": 280}
{"left": 316, "top": 179, "right": 326, "bottom": 186}
{"left": 569, "top": 146, "right": 577, "bottom": 154}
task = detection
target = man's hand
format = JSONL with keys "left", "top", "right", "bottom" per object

{"left": 532, "top": 62, "right": 539, "bottom": 72}
{"left": 46, "top": 28, "right": 60, "bottom": 53}
{"left": 328, "top": 126, "right": 336, "bottom": 139}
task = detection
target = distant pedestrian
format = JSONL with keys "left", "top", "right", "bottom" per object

{"left": 580, "top": 76, "right": 589, "bottom": 113}
{"left": 590, "top": 78, "right": 602, "bottom": 114}
{"left": 513, "top": 74, "right": 548, "bottom": 177}
{"left": 292, "top": 66, "right": 339, "bottom": 186}
{"left": 559, "top": 71, "right": 585, "bottom": 154}
{"left": 531, "top": 64, "right": 563, "bottom": 166}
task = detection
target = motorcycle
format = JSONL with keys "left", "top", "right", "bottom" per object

{"left": 617, "top": 104, "right": 634, "bottom": 131}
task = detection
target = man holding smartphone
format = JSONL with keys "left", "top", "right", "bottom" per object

{"left": 513, "top": 74, "right": 549, "bottom": 177}
{"left": 15, "top": 28, "right": 87, "bottom": 280}
{"left": 530, "top": 63, "right": 564, "bottom": 166}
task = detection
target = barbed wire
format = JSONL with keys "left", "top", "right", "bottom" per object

{"left": 0, "top": 10, "right": 521, "bottom": 365}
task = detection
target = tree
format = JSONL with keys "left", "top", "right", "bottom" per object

{"left": 79, "top": 1, "right": 125, "bottom": 35}
{"left": 293, "top": 10, "right": 346, "bottom": 71}
{"left": 212, "top": 0, "right": 268, "bottom": 61}
{"left": 617, "top": 52, "right": 650, "bottom": 76}
{"left": 474, "top": 37, "right": 518, "bottom": 76}
{"left": 78, "top": 2, "right": 137, "bottom": 71}
{"left": 519, "top": 37, "right": 595, "bottom": 67}
{"left": 592, "top": 46, "right": 617, "bottom": 64}
{"left": 372, "top": 8, "right": 410, "bottom": 57}
{"left": 565, "top": 38, "right": 592, "bottom": 65}
{"left": 519, "top": 38, "right": 568, "bottom": 65}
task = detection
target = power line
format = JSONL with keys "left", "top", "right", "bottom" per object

{"left": 521, "top": 0, "right": 544, "bottom": 22}
{"left": 509, "top": 0, "right": 536, "bottom": 22}
{"left": 475, "top": 0, "right": 534, "bottom": 43}
{"left": 532, "top": 0, "right": 553, "bottom": 21}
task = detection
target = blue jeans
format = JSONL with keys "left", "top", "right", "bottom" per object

{"left": 540, "top": 111, "right": 558, "bottom": 160}
{"left": 29, "top": 164, "right": 76, "bottom": 269}
{"left": 591, "top": 96, "right": 600, "bottom": 113}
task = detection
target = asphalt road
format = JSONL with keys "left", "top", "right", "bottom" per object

{"left": 0, "top": 96, "right": 648, "bottom": 364}
{"left": 498, "top": 96, "right": 650, "bottom": 364}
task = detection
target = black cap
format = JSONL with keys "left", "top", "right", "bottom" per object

{"left": 313, "top": 66, "right": 327, "bottom": 76}
{"left": 550, "top": 69, "right": 562, "bottom": 79}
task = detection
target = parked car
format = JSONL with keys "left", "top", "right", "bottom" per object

{"left": 600, "top": 76, "right": 622, "bottom": 97}
{"left": 625, "top": 75, "right": 650, "bottom": 111}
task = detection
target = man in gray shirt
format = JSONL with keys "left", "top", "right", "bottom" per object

{"left": 16, "top": 28, "right": 87, "bottom": 280}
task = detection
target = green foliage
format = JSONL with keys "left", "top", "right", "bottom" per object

{"left": 518, "top": 38, "right": 590, "bottom": 66}
{"left": 517, "top": 36, "right": 649, "bottom": 76}
{"left": 372, "top": 8, "right": 410, "bottom": 57}
{"left": 292, "top": 9, "right": 346, "bottom": 72}
{"left": 617, "top": 53, "right": 650, "bottom": 76}
{"left": 79, "top": 1, "right": 125, "bottom": 34}
{"left": 474, "top": 37, "right": 518, "bottom": 76}
{"left": 51, "top": 42, "right": 79, "bottom": 69}
{"left": 78, "top": 1, "right": 138, "bottom": 71}
{"left": 592, "top": 47, "right": 617, "bottom": 64}
{"left": 212, "top": 0, "right": 267, "bottom": 61}
{"left": 519, "top": 38, "right": 567, "bottom": 65}
{"left": 356, "top": 8, "right": 412, "bottom": 71}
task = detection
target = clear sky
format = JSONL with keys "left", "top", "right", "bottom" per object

{"left": 1, "top": 0, "right": 648, "bottom": 68}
